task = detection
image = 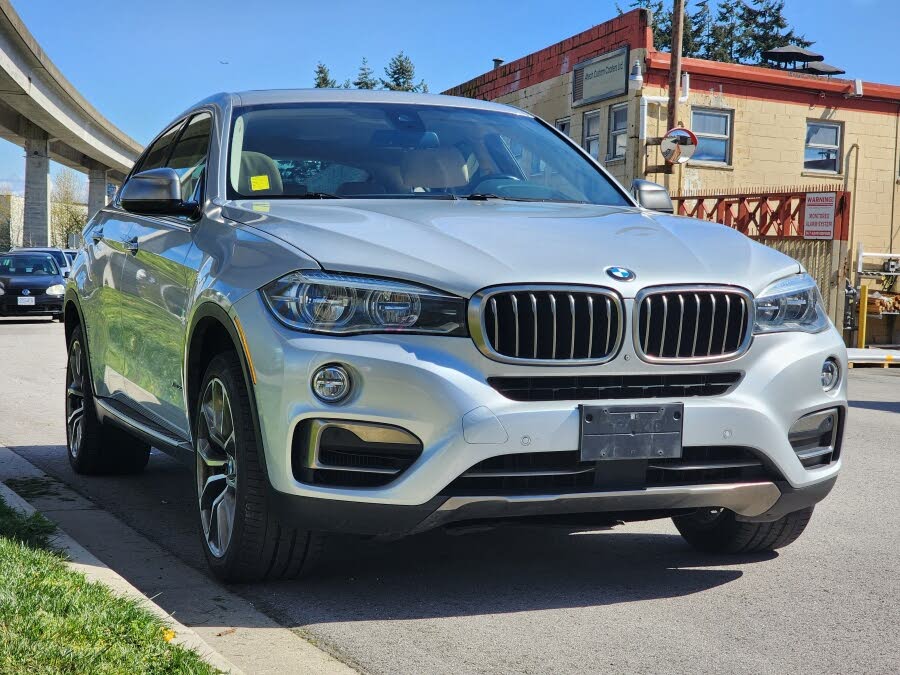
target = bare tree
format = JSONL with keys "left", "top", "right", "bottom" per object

{"left": 51, "top": 168, "right": 87, "bottom": 248}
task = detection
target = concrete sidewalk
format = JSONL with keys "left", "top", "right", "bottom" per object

{"left": 0, "top": 447, "right": 357, "bottom": 675}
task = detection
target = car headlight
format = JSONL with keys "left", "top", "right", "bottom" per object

{"left": 46, "top": 284, "right": 65, "bottom": 296}
{"left": 261, "top": 271, "right": 467, "bottom": 335}
{"left": 754, "top": 273, "right": 828, "bottom": 334}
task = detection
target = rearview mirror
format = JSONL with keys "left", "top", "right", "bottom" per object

{"left": 120, "top": 168, "right": 198, "bottom": 217}
{"left": 631, "top": 179, "right": 674, "bottom": 214}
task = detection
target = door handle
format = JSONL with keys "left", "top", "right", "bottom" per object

{"left": 91, "top": 227, "right": 104, "bottom": 243}
{"left": 124, "top": 237, "right": 139, "bottom": 255}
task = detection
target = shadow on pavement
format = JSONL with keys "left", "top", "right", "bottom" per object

{"left": 849, "top": 399, "right": 900, "bottom": 414}
{"left": 9, "top": 443, "right": 775, "bottom": 626}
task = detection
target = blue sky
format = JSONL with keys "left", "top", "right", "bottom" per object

{"left": 1, "top": 0, "right": 896, "bottom": 194}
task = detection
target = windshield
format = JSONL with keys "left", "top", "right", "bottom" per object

{"left": 0, "top": 254, "right": 60, "bottom": 275}
{"left": 20, "top": 249, "right": 66, "bottom": 267}
{"left": 228, "top": 102, "right": 630, "bottom": 206}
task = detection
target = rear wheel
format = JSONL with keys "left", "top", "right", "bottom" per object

{"left": 195, "top": 351, "right": 324, "bottom": 582}
{"left": 673, "top": 506, "right": 814, "bottom": 554}
{"left": 65, "top": 326, "right": 150, "bottom": 474}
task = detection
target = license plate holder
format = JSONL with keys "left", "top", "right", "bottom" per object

{"left": 580, "top": 403, "right": 683, "bottom": 461}
{"left": 17, "top": 296, "right": 35, "bottom": 306}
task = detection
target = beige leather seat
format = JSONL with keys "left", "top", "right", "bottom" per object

{"left": 237, "top": 151, "right": 284, "bottom": 196}
{"left": 401, "top": 147, "right": 469, "bottom": 190}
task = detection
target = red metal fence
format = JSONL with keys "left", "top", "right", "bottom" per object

{"left": 672, "top": 185, "right": 851, "bottom": 241}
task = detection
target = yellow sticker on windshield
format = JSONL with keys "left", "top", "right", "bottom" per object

{"left": 250, "top": 175, "right": 270, "bottom": 191}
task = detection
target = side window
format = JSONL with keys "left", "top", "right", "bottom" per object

{"left": 804, "top": 121, "right": 841, "bottom": 173}
{"left": 555, "top": 117, "right": 571, "bottom": 137}
{"left": 606, "top": 104, "right": 627, "bottom": 160}
{"left": 166, "top": 113, "right": 213, "bottom": 201}
{"left": 134, "top": 122, "right": 185, "bottom": 174}
{"left": 582, "top": 111, "right": 601, "bottom": 159}
{"left": 692, "top": 109, "right": 733, "bottom": 165}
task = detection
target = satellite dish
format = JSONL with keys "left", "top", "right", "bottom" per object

{"left": 660, "top": 127, "right": 699, "bottom": 165}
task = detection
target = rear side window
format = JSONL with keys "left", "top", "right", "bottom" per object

{"left": 167, "top": 113, "right": 213, "bottom": 201}
{"left": 135, "top": 122, "right": 185, "bottom": 173}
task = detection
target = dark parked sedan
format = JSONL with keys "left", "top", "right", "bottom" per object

{"left": 0, "top": 252, "right": 65, "bottom": 319}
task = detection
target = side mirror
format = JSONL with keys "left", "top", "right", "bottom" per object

{"left": 120, "top": 168, "right": 198, "bottom": 217}
{"left": 631, "top": 179, "right": 674, "bottom": 214}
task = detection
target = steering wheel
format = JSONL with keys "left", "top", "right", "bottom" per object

{"left": 471, "top": 174, "right": 522, "bottom": 194}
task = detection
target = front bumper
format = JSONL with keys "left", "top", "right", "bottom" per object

{"left": 0, "top": 294, "right": 62, "bottom": 316}
{"left": 233, "top": 292, "right": 847, "bottom": 531}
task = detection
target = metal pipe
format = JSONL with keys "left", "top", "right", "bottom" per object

{"left": 640, "top": 72, "right": 690, "bottom": 140}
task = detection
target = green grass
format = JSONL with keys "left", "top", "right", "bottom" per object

{"left": 0, "top": 497, "right": 218, "bottom": 674}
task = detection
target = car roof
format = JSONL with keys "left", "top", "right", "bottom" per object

{"left": 15, "top": 246, "right": 63, "bottom": 252}
{"left": 3, "top": 250, "right": 56, "bottom": 258}
{"left": 187, "top": 88, "right": 531, "bottom": 117}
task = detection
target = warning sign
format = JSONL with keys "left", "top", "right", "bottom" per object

{"left": 803, "top": 192, "right": 836, "bottom": 240}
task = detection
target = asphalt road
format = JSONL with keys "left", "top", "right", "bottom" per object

{"left": 1, "top": 317, "right": 898, "bottom": 674}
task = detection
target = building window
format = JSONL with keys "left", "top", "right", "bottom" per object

{"left": 555, "top": 117, "right": 571, "bottom": 137}
{"left": 583, "top": 111, "right": 601, "bottom": 158}
{"left": 805, "top": 121, "right": 842, "bottom": 173}
{"left": 607, "top": 104, "right": 627, "bottom": 160}
{"left": 691, "top": 108, "right": 732, "bottom": 164}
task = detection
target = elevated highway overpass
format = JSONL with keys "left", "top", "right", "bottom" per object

{"left": 0, "top": 0, "right": 142, "bottom": 245}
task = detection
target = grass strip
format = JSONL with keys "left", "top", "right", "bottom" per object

{"left": 0, "top": 495, "right": 218, "bottom": 674}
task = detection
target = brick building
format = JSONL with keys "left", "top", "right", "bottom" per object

{"left": 445, "top": 8, "right": 900, "bottom": 344}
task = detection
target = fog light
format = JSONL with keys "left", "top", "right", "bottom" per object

{"left": 311, "top": 364, "right": 351, "bottom": 403}
{"left": 821, "top": 358, "right": 840, "bottom": 391}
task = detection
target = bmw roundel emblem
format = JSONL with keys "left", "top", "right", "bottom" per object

{"left": 605, "top": 266, "right": 636, "bottom": 282}
{"left": 21, "top": 288, "right": 30, "bottom": 296}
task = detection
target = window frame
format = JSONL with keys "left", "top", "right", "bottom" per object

{"left": 606, "top": 103, "right": 628, "bottom": 161}
{"left": 804, "top": 120, "right": 843, "bottom": 174}
{"left": 118, "top": 108, "right": 215, "bottom": 220}
{"left": 555, "top": 117, "right": 571, "bottom": 138}
{"left": 582, "top": 110, "right": 601, "bottom": 160}
{"left": 689, "top": 107, "right": 733, "bottom": 166}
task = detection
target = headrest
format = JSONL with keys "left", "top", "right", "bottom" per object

{"left": 238, "top": 151, "right": 284, "bottom": 195}
{"left": 401, "top": 147, "right": 469, "bottom": 189}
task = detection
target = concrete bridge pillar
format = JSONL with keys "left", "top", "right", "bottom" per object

{"left": 22, "top": 121, "right": 50, "bottom": 247}
{"left": 88, "top": 166, "right": 109, "bottom": 219}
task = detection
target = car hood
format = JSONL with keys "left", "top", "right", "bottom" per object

{"left": 223, "top": 199, "right": 801, "bottom": 298}
{"left": 0, "top": 274, "right": 62, "bottom": 290}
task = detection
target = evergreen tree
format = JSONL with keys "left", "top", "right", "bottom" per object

{"left": 313, "top": 62, "right": 336, "bottom": 88}
{"left": 705, "top": 0, "right": 744, "bottom": 63}
{"left": 381, "top": 51, "right": 427, "bottom": 92}
{"left": 353, "top": 58, "right": 378, "bottom": 89}
{"left": 690, "top": 0, "right": 714, "bottom": 58}
{"left": 736, "top": 0, "right": 813, "bottom": 64}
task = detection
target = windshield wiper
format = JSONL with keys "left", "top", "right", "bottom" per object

{"left": 466, "top": 193, "right": 504, "bottom": 200}
{"left": 294, "top": 192, "right": 343, "bottom": 199}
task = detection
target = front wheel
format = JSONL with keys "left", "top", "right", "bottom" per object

{"left": 195, "top": 351, "right": 324, "bottom": 582}
{"left": 673, "top": 506, "right": 814, "bottom": 554}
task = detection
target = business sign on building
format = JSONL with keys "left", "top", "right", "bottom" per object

{"left": 803, "top": 192, "right": 836, "bottom": 239}
{"left": 572, "top": 47, "right": 629, "bottom": 107}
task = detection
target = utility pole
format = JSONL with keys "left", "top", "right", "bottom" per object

{"left": 666, "top": 0, "right": 685, "bottom": 132}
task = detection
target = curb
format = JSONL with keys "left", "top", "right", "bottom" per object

{"left": 0, "top": 481, "right": 243, "bottom": 675}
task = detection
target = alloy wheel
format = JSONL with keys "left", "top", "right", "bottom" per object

{"left": 197, "top": 377, "right": 238, "bottom": 558}
{"left": 66, "top": 339, "right": 85, "bottom": 459}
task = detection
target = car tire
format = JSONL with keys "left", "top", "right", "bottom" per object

{"left": 65, "top": 325, "right": 150, "bottom": 475}
{"left": 195, "top": 351, "right": 324, "bottom": 583}
{"left": 673, "top": 506, "right": 814, "bottom": 554}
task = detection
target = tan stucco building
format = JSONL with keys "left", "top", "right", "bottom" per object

{"left": 445, "top": 8, "right": 900, "bottom": 345}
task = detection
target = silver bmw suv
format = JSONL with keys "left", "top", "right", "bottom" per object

{"left": 64, "top": 90, "right": 847, "bottom": 582}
